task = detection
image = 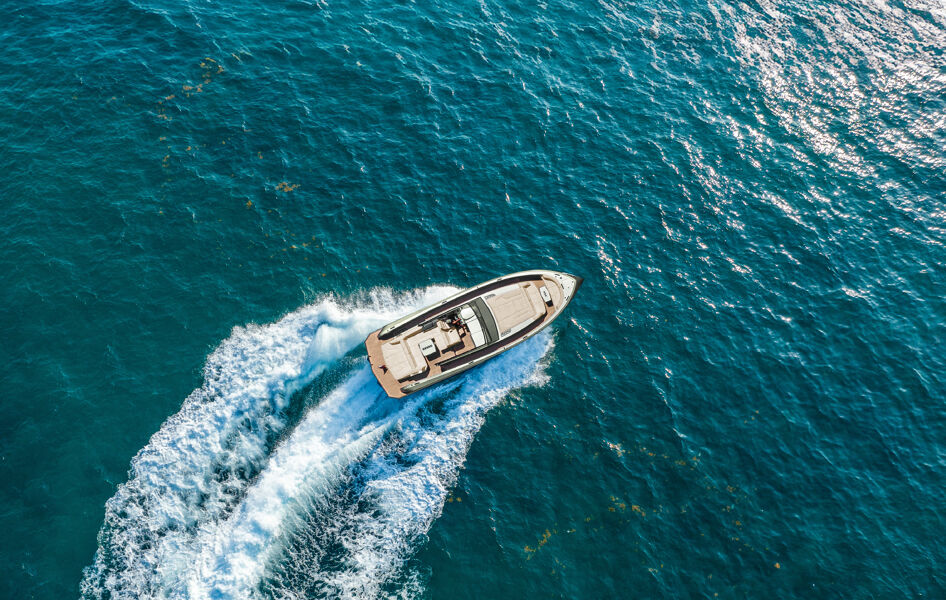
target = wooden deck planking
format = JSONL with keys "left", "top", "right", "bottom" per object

{"left": 365, "top": 274, "right": 564, "bottom": 398}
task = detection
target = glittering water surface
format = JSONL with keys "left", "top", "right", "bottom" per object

{"left": 2, "top": 0, "right": 945, "bottom": 597}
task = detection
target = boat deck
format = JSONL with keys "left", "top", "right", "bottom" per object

{"left": 366, "top": 289, "right": 557, "bottom": 397}
{"left": 366, "top": 325, "right": 476, "bottom": 397}
{"left": 436, "top": 296, "right": 555, "bottom": 371}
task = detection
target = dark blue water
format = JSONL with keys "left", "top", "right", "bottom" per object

{"left": 2, "top": 0, "right": 945, "bottom": 597}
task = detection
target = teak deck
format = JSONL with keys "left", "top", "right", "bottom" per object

{"left": 365, "top": 295, "right": 557, "bottom": 398}
{"left": 365, "top": 271, "right": 577, "bottom": 398}
{"left": 365, "top": 327, "right": 472, "bottom": 397}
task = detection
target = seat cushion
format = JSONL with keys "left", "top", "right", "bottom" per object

{"left": 445, "top": 328, "right": 461, "bottom": 348}
{"left": 431, "top": 327, "right": 462, "bottom": 351}
{"left": 381, "top": 339, "right": 424, "bottom": 381}
{"left": 485, "top": 283, "right": 546, "bottom": 335}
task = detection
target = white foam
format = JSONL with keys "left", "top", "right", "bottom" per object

{"left": 81, "top": 286, "right": 456, "bottom": 599}
{"left": 179, "top": 366, "right": 411, "bottom": 599}
{"left": 266, "top": 334, "right": 554, "bottom": 600}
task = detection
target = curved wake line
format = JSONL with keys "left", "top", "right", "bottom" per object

{"left": 80, "top": 287, "right": 457, "bottom": 600}
{"left": 181, "top": 366, "right": 404, "bottom": 598}
{"left": 194, "top": 333, "right": 553, "bottom": 600}
{"left": 311, "top": 334, "right": 553, "bottom": 599}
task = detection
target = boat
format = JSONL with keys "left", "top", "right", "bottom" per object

{"left": 365, "top": 270, "right": 583, "bottom": 398}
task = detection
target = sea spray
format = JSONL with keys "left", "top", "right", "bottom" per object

{"left": 261, "top": 334, "right": 554, "bottom": 599}
{"left": 179, "top": 367, "right": 443, "bottom": 599}
{"left": 81, "top": 287, "right": 456, "bottom": 599}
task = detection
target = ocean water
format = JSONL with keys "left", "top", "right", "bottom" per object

{"left": 2, "top": 0, "right": 944, "bottom": 597}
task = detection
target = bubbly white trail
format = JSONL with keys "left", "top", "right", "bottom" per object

{"left": 183, "top": 334, "right": 552, "bottom": 600}
{"left": 80, "top": 287, "right": 456, "bottom": 600}
{"left": 179, "top": 366, "right": 415, "bottom": 598}
{"left": 312, "top": 334, "right": 553, "bottom": 599}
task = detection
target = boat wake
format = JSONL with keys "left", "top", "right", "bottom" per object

{"left": 81, "top": 288, "right": 552, "bottom": 599}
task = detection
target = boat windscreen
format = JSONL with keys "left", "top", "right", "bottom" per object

{"left": 469, "top": 298, "right": 498, "bottom": 344}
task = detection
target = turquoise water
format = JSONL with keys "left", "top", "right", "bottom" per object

{"left": 2, "top": 0, "right": 945, "bottom": 597}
